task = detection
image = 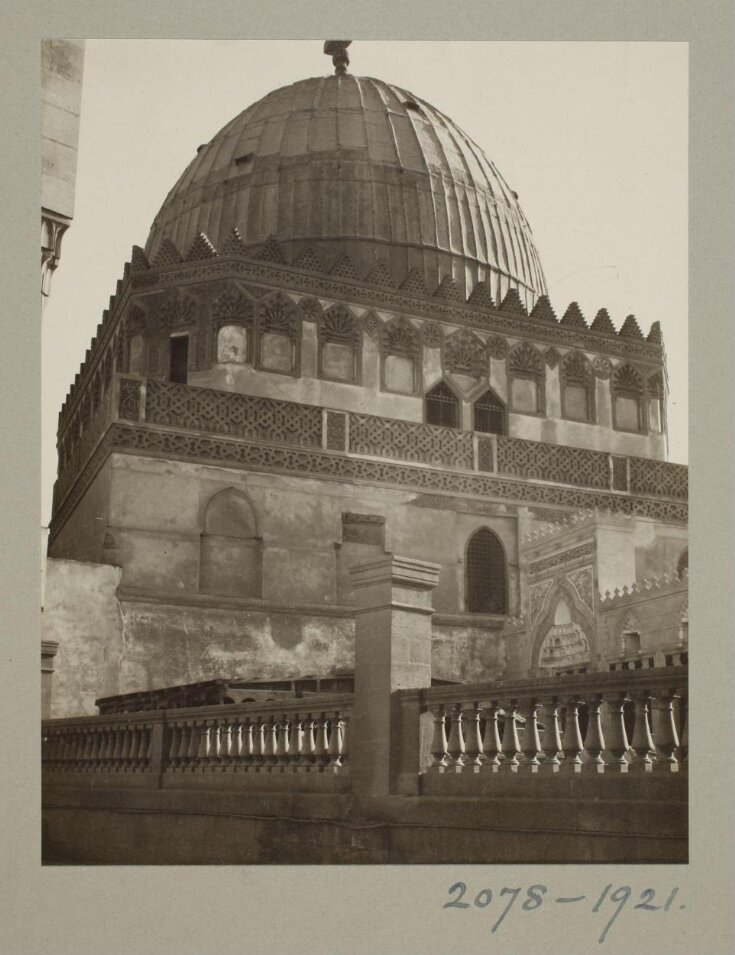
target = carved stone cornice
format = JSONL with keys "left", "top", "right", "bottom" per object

{"left": 48, "top": 421, "right": 688, "bottom": 545}
{"left": 130, "top": 256, "right": 665, "bottom": 364}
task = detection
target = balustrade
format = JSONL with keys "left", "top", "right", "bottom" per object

{"left": 42, "top": 697, "right": 352, "bottom": 782}
{"left": 423, "top": 667, "right": 687, "bottom": 778}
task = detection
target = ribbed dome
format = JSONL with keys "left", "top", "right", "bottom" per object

{"left": 146, "top": 74, "right": 547, "bottom": 305}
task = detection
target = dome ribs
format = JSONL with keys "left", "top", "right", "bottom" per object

{"left": 253, "top": 235, "right": 286, "bottom": 264}
{"left": 220, "top": 228, "right": 246, "bottom": 257}
{"left": 560, "top": 301, "right": 588, "bottom": 329}
{"left": 590, "top": 308, "right": 617, "bottom": 337}
{"left": 152, "top": 239, "right": 183, "bottom": 268}
{"left": 466, "top": 280, "right": 495, "bottom": 309}
{"left": 647, "top": 320, "right": 663, "bottom": 345}
{"left": 529, "top": 294, "right": 557, "bottom": 324}
{"left": 328, "top": 252, "right": 360, "bottom": 280}
{"left": 366, "top": 262, "right": 394, "bottom": 288}
{"left": 619, "top": 313, "right": 645, "bottom": 340}
{"left": 433, "top": 274, "right": 462, "bottom": 301}
{"left": 293, "top": 246, "right": 324, "bottom": 273}
{"left": 184, "top": 232, "right": 218, "bottom": 262}
{"left": 399, "top": 268, "right": 428, "bottom": 296}
{"left": 499, "top": 287, "right": 528, "bottom": 316}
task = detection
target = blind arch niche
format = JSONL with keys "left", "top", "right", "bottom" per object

{"left": 199, "top": 487, "right": 262, "bottom": 598}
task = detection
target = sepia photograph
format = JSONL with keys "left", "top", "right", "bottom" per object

{"left": 40, "top": 38, "right": 690, "bottom": 866}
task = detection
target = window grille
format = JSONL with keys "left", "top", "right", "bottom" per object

{"left": 425, "top": 381, "right": 459, "bottom": 429}
{"left": 169, "top": 335, "right": 189, "bottom": 384}
{"left": 466, "top": 528, "right": 507, "bottom": 614}
{"left": 474, "top": 389, "right": 506, "bottom": 434}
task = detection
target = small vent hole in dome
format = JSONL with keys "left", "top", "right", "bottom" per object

{"left": 235, "top": 152, "right": 254, "bottom": 166}
{"left": 403, "top": 99, "right": 423, "bottom": 114}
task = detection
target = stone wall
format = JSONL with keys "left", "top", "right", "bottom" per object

{"left": 42, "top": 558, "right": 124, "bottom": 717}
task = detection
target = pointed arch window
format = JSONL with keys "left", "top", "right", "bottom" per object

{"left": 425, "top": 380, "right": 460, "bottom": 428}
{"left": 465, "top": 527, "right": 507, "bottom": 614}
{"left": 474, "top": 388, "right": 506, "bottom": 435}
{"left": 612, "top": 363, "right": 644, "bottom": 432}
{"left": 561, "top": 351, "right": 595, "bottom": 423}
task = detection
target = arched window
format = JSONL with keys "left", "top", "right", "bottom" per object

{"left": 465, "top": 528, "right": 507, "bottom": 614}
{"left": 129, "top": 334, "right": 146, "bottom": 375}
{"left": 677, "top": 548, "right": 688, "bottom": 577}
{"left": 647, "top": 372, "right": 665, "bottom": 434}
{"left": 256, "top": 292, "right": 301, "bottom": 376}
{"left": 560, "top": 351, "right": 595, "bottom": 423}
{"left": 381, "top": 318, "right": 420, "bottom": 394}
{"left": 612, "top": 363, "right": 644, "bottom": 432}
{"left": 474, "top": 388, "right": 506, "bottom": 435}
{"left": 319, "top": 305, "right": 361, "bottom": 383}
{"left": 508, "top": 342, "right": 545, "bottom": 415}
{"left": 425, "top": 381, "right": 460, "bottom": 428}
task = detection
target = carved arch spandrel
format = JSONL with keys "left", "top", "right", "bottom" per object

{"left": 528, "top": 574, "right": 598, "bottom": 675}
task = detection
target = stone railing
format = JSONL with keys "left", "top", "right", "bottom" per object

{"left": 348, "top": 410, "right": 475, "bottom": 469}
{"left": 417, "top": 666, "right": 687, "bottom": 779}
{"left": 42, "top": 695, "right": 352, "bottom": 787}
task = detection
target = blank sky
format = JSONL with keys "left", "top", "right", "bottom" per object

{"left": 42, "top": 40, "right": 688, "bottom": 525}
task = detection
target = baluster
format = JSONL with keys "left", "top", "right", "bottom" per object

{"left": 481, "top": 703, "right": 502, "bottom": 772}
{"left": 90, "top": 728, "right": 106, "bottom": 770}
{"left": 429, "top": 705, "right": 450, "bottom": 773}
{"left": 539, "top": 698, "right": 562, "bottom": 773}
{"left": 230, "top": 719, "right": 243, "bottom": 767}
{"left": 500, "top": 700, "right": 521, "bottom": 772}
{"left": 120, "top": 726, "right": 133, "bottom": 770}
{"left": 520, "top": 698, "right": 542, "bottom": 773}
{"left": 287, "top": 716, "right": 303, "bottom": 772}
{"left": 602, "top": 692, "right": 629, "bottom": 772}
{"left": 137, "top": 726, "right": 152, "bottom": 770}
{"left": 629, "top": 690, "right": 655, "bottom": 773}
{"left": 112, "top": 726, "right": 125, "bottom": 768}
{"left": 274, "top": 715, "right": 290, "bottom": 772}
{"left": 186, "top": 721, "right": 201, "bottom": 770}
{"left": 218, "top": 720, "right": 232, "bottom": 769}
{"left": 446, "top": 704, "right": 466, "bottom": 772}
{"left": 241, "top": 719, "right": 255, "bottom": 770}
{"left": 167, "top": 723, "right": 181, "bottom": 770}
{"left": 262, "top": 717, "right": 277, "bottom": 772}
{"left": 463, "top": 702, "right": 484, "bottom": 773}
{"left": 299, "top": 716, "right": 316, "bottom": 772}
{"left": 340, "top": 715, "right": 349, "bottom": 766}
{"left": 251, "top": 718, "right": 265, "bottom": 770}
{"left": 313, "top": 713, "right": 330, "bottom": 771}
{"left": 197, "top": 721, "right": 212, "bottom": 769}
{"left": 82, "top": 729, "right": 95, "bottom": 771}
{"left": 561, "top": 697, "right": 583, "bottom": 772}
{"left": 327, "top": 711, "right": 345, "bottom": 773}
{"left": 652, "top": 692, "right": 679, "bottom": 772}
{"left": 582, "top": 694, "right": 606, "bottom": 773}
{"left": 127, "top": 726, "right": 142, "bottom": 769}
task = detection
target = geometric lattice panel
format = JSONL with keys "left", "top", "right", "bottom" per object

{"left": 348, "top": 412, "right": 474, "bottom": 469}
{"left": 496, "top": 436, "right": 610, "bottom": 489}
{"left": 144, "top": 378, "right": 322, "bottom": 448}
{"left": 628, "top": 456, "right": 688, "bottom": 501}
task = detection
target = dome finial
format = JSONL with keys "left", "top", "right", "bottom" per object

{"left": 324, "top": 40, "right": 352, "bottom": 75}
